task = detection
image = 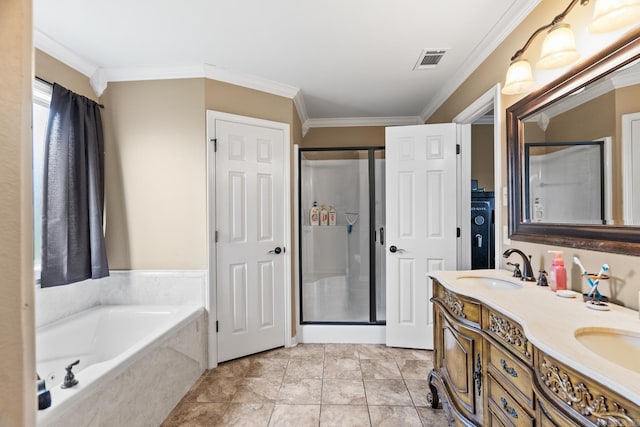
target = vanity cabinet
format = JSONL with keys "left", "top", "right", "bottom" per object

{"left": 428, "top": 277, "right": 640, "bottom": 427}
{"left": 430, "top": 281, "right": 484, "bottom": 425}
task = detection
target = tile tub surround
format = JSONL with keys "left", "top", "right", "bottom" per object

{"left": 36, "top": 270, "right": 207, "bottom": 327}
{"left": 162, "top": 344, "right": 451, "bottom": 427}
{"left": 43, "top": 309, "right": 207, "bottom": 427}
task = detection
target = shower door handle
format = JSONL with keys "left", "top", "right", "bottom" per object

{"left": 379, "top": 227, "right": 384, "bottom": 245}
{"left": 389, "top": 245, "right": 405, "bottom": 254}
{"left": 268, "top": 247, "right": 284, "bottom": 255}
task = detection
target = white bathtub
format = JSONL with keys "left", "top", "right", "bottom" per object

{"left": 36, "top": 305, "right": 206, "bottom": 427}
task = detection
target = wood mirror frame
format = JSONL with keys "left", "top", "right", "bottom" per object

{"left": 507, "top": 30, "right": 640, "bottom": 256}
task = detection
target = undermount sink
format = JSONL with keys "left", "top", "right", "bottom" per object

{"left": 456, "top": 276, "right": 523, "bottom": 290}
{"left": 574, "top": 328, "right": 640, "bottom": 373}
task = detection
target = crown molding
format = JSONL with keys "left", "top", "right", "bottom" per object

{"left": 419, "top": 0, "right": 542, "bottom": 122}
{"left": 611, "top": 62, "right": 640, "bottom": 89}
{"left": 34, "top": 30, "right": 99, "bottom": 78}
{"left": 293, "top": 91, "right": 310, "bottom": 135}
{"left": 304, "top": 116, "right": 422, "bottom": 132}
{"left": 525, "top": 65, "right": 640, "bottom": 122}
{"left": 203, "top": 64, "right": 300, "bottom": 99}
{"left": 473, "top": 114, "right": 495, "bottom": 125}
{"left": 103, "top": 65, "right": 206, "bottom": 82}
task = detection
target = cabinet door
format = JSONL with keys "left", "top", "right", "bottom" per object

{"left": 435, "top": 305, "right": 484, "bottom": 423}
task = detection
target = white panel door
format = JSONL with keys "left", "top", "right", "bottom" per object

{"left": 385, "top": 124, "right": 458, "bottom": 349}
{"left": 215, "top": 119, "right": 286, "bottom": 362}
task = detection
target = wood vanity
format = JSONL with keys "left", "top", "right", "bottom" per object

{"left": 427, "top": 271, "right": 640, "bottom": 427}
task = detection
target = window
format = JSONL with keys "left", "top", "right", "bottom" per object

{"left": 32, "top": 79, "right": 52, "bottom": 283}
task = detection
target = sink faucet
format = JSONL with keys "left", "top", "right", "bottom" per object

{"left": 503, "top": 249, "right": 536, "bottom": 282}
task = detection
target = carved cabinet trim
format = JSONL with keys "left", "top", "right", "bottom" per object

{"left": 483, "top": 308, "right": 533, "bottom": 365}
{"left": 444, "top": 289, "right": 466, "bottom": 319}
{"left": 536, "top": 350, "right": 640, "bottom": 427}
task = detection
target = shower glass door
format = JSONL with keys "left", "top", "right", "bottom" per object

{"left": 299, "top": 147, "right": 385, "bottom": 324}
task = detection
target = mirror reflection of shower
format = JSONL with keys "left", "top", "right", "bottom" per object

{"left": 299, "top": 148, "right": 385, "bottom": 324}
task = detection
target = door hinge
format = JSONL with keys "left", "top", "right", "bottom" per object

{"left": 456, "top": 144, "right": 461, "bottom": 155}
{"left": 456, "top": 227, "right": 461, "bottom": 238}
{"left": 211, "top": 138, "right": 217, "bottom": 152}
{"left": 216, "top": 320, "right": 219, "bottom": 333}
{"left": 215, "top": 230, "right": 218, "bottom": 242}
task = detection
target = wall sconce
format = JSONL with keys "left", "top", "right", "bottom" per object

{"left": 502, "top": 0, "right": 640, "bottom": 95}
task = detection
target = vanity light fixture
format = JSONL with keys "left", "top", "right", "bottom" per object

{"left": 502, "top": 0, "right": 640, "bottom": 95}
{"left": 537, "top": 23, "right": 580, "bottom": 69}
{"left": 590, "top": 0, "right": 640, "bottom": 33}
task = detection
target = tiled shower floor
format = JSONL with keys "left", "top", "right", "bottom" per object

{"left": 161, "top": 344, "right": 450, "bottom": 426}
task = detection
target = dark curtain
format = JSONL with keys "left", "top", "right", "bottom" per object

{"left": 41, "top": 83, "right": 109, "bottom": 287}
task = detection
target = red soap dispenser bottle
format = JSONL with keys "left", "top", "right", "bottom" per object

{"left": 548, "top": 251, "right": 567, "bottom": 292}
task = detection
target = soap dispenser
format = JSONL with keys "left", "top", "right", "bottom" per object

{"left": 548, "top": 251, "right": 567, "bottom": 292}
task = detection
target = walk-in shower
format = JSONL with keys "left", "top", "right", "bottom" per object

{"left": 299, "top": 147, "right": 385, "bottom": 324}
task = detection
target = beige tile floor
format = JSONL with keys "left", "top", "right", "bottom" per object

{"left": 162, "top": 344, "right": 451, "bottom": 427}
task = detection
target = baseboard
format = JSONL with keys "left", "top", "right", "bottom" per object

{"left": 298, "top": 324, "right": 386, "bottom": 344}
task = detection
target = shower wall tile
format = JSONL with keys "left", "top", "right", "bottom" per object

{"left": 36, "top": 270, "right": 207, "bottom": 328}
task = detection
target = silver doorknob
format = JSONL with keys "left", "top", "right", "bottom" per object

{"left": 389, "top": 245, "right": 405, "bottom": 253}
{"left": 268, "top": 247, "right": 283, "bottom": 254}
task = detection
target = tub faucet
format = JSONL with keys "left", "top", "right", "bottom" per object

{"left": 503, "top": 249, "right": 536, "bottom": 282}
{"left": 61, "top": 360, "right": 80, "bottom": 389}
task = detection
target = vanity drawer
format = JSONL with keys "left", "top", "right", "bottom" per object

{"left": 482, "top": 307, "right": 533, "bottom": 366}
{"left": 488, "top": 374, "right": 533, "bottom": 427}
{"left": 432, "top": 279, "right": 481, "bottom": 326}
{"left": 488, "top": 340, "right": 534, "bottom": 409}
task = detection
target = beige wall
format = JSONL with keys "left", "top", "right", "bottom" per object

{"left": 101, "top": 79, "right": 207, "bottom": 269}
{"left": 35, "top": 50, "right": 97, "bottom": 102}
{"left": 302, "top": 126, "right": 385, "bottom": 148}
{"left": 545, "top": 91, "right": 616, "bottom": 142}
{"left": 429, "top": 0, "right": 640, "bottom": 309}
{"left": 0, "top": 0, "right": 36, "bottom": 425}
{"left": 471, "top": 124, "right": 495, "bottom": 191}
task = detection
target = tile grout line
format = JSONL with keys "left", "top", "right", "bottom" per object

{"left": 319, "top": 344, "right": 325, "bottom": 423}
{"left": 358, "top": 350, "right": 374, "bottom": 426}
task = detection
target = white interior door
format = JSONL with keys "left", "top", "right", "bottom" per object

{"left": 214, "top": 116, "right": 287, "bottom": 362}
{"left": 623, "top": 112, "right": 640, "bottom": 225}
{"left": 385, "top": 123, "right": 458, "bottom": 349}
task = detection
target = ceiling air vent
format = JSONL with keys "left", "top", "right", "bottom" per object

{"left": 413, "top": 49, "right": 447, "bottom": 70}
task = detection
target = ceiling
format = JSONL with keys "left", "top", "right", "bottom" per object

{"left": 34, "top": 0, "right": 540, "bottom": 127}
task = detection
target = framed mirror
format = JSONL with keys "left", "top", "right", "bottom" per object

{"left": 507, "top": 31, "right": 640, "bottom": 255}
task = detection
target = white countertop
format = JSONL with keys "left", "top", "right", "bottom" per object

{"left": 430, "top": 269, "right": 640, "bottom": 406}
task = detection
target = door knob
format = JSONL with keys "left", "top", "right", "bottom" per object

{"left": 268, "top": 247, "right": 283, "bottom": 254}
{"left": 389, "top": 245, "right": 405, "bottom": 253}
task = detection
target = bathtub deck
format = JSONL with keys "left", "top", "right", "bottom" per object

{"left": 162, "top": 343, "right": 449, "bottom": 426}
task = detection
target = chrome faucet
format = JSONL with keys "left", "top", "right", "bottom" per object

{"left": 503, "top": 249, "right": 536, "bottom": 282}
